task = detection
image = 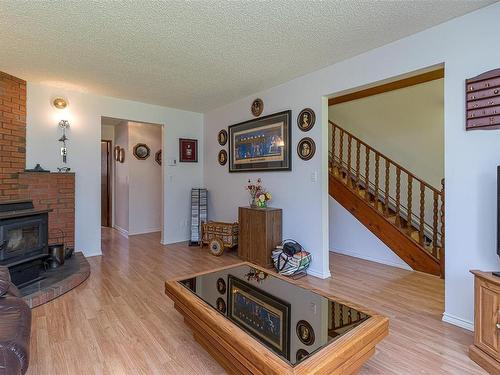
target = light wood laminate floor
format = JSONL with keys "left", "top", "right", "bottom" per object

{"left": 27, "top": 228, "right": 485, "bottom": 374}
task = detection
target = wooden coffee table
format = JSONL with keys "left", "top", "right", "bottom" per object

{"left": 165, "top": 262, "right": 388, "bottom": 374}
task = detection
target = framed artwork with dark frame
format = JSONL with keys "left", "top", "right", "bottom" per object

{"left": 218, "top": 150, "right": 227, "bottom": 166}
{"left": 113, "top": 145, "right": 120, "bottom": 161}
{"left": 297, "top": 137, "right": 316, "bottom": 161}
{"left": 133, "top": 143, "right": 150, "bottom": 160}
{"left": 297, "top": 108, "right": 315, "bottom": 132}
{"left": 179, "top": 138, "right": 198, "bottom": 162}
{"left": 155, "top": 150, "right": 162, "bottom": 165}
{"left": 218, "top": 129, "right": 228, "bottom": 146}
{"left": 228, "top": 110, "right": 292, "bottom": 173}
{"left": 228, "top": 275, "right": 290, "bottom": 360}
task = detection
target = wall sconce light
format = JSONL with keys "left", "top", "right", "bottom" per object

{"left": 52, "top": 97, "right": 68, "bottom": 110}
{"left": 58, "top": 119, "right": 71, "bottom": 172}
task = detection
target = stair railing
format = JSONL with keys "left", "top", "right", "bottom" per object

{"left": 329, "top": 121, "right": 444, "bottom": 265}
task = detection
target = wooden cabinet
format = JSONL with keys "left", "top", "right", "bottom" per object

{"left": 469, "top": 270, "right": 500, "bottom": 374}
{"left": 238, "top": 207, "right": 282, "bottom": 267}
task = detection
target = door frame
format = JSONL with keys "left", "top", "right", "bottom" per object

{"left": 101, "top": 139, "right": 112, "bottom": 227}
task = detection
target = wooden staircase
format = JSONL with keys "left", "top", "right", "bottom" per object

{"left": 329, "top": 121, "right": 444, "bottom": 277}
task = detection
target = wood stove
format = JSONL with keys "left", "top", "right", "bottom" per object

{"left": 0, "top": 200, "right": 50, "bottom": 287}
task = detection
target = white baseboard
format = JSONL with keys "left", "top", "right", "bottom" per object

{"left": 330, "top": 249, "right": 412, "bottom": 271}
{"left": 307, "top": 268, "right": 332, "bottom": 279}
{"left": 113, "top": 225, "right": 129, "bottom": 238}
{"left": 128, "top": 228, "right": 162, "bottom": 236}
{"left": 442, "top": 312, "right": 474, "bottom": 331}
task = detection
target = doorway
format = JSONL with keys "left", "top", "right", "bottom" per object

{"left": 101, "top": 140, "right": 112, "bottom": 227}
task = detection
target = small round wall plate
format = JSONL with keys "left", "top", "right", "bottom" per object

{"left": 218, "top": 129, "right": 228, "bottom": 146}
{"left": 297, "top": 108, "right": 315, "bottom": 131}
{"left": 296, "top": 349, "right": 310, "bottom": 362}
{"left": 218, "top": 150, "right": 227, "bottom": 166}
{"left": 296, "top": 320, "right": 315, "bottom": 346}
{"left": 155, "top": 150, "right": 162, "bottom": 165}
{"left": 114, "top": 145, "right": 120, "bottom": 161}
{"left": 119, "top": 148, "right": 125, "bottom": 163}
{"left": 216, "top": 297, "right": 226, "bottom": 314}
{"left": 297, "top": 137, "right": 316, "bottom": 161}
{"left": 216, "top": 277, "right": 226, "bottom": 295}
{"left": 251, "top": 98, "right": 264, "bottom": 117}
{"left": 133, "top": 143, "right": 150, "bottom": 160}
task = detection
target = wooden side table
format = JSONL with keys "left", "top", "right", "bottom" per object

{"left": 238, "top": 206, "right": 282, "bottom": 268}
{"left": 469, "top": 270, "right": 500, "bottom": 374}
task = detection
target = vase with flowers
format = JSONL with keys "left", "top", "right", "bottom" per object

{"left": 245, "top": 178, "right": 272, "bottom": 208}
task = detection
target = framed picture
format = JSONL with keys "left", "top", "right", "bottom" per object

{"left": 296, "top": 320, "right": 315, "bottom": 346}
{"left": 218, "top": 129, "right": 228, "bottom": 146}
{"left": 297, "top": 108, "right": 315, "bottom": 132}
{"left": 297, "top": 137, "right": 316, "bottom": 161}
{"left": 113, "top": 145, "right": 120, "bottom": 161}
{"left": 179, "top": 138, "right": 198, "bottom": 162}
{"left": 228, "top": 275, "right": 290, "bottom": 360}
{"left": 155, "top": 150, "right": 162, "bottom": 165}
{"left": 228, "top": 110, "right": 292, "bottom": 173}
{"left": 118, "top": 147, "right": 125, "bottom": 163}
{"left": 218, "top": 149, "right": 227, "bottom": 166}
{"left": 133, "top": 143, "right": 150, "bottom": 160}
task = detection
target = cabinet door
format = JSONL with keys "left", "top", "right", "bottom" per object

{"left": 476, "top": 280, "right": 500, "bottom": 359}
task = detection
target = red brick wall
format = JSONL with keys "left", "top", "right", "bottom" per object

{"left": 18, "top": 172, "right": 75, "bottom": 248}
{"left": 0, "top": 72, "right": 26, "bottom": 200}
{"left": 0, "top": 71, "right": 76, "bottom": 249}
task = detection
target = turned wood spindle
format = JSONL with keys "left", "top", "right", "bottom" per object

{"left": 365, "top": 146, "right": 370, "bottom": 201}
{"left": 407, "top": 175, "right": 413, "bottom": 233}
{"left": 374, "top": 153, "right": 380, "bottom": 209}
{"left": 339, "top": 129, "right": 344, "bottom": 173}
{"left": 419, "top": 182, "right": 425, "bottom": 245}
{"left": 432, "top": 190, "right": 439, "bottom": 258}
{"left": 395, "top": 167, "right": 401, "bottom": 226}
{"left": 347, "top": 134, "right": 352, "bottom": 186}
{"left": 384, "top": 160, "right": 390, "bottom": 215}
{"left": 356, "top": 140, "right": 361, "bottom": 190}
{"left": 440, "top": 179, "right": 445, "bottom": 277}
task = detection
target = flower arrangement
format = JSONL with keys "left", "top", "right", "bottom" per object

{"left": 245, "top": 178, "right": 272, "bottom": 208}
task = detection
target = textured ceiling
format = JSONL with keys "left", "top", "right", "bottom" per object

{"left": 0, "top": 1, "right": 494, "bottom": 112}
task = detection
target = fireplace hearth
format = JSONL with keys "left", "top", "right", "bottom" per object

{"left": 0, "top": 200, "right": 50, "bottom": 287}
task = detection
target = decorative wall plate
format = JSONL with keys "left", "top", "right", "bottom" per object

{"left": 218, "top": 149, "right": 227, "bottom": 166}
{"left": 155, "top": 150, "right": 162, "bottom": 165}
{"left": 296, "top": 320, "right": 315, "bottom": 346}
{"left": 251, "top": 98, "right": 264, "bottom": 117}
{"left": 297, "top": 108, "right": 315, "bottom": 131}
{"left": 217, "top": 278, "right": 226, "bottom": 294}
{"left": 119, "top": 147, "right": 125, "bottom": 163}
{"left": 133, "top": 143, "right": 150, "bottom": 160}
{"left": 296, "top": 349, "right": 310, "bottom": 362}
{"left": 218, "top": 129, "right": 228, "bottom": 146}
{"left": 113, "top": 145, "right": 120, "bottom": 161}
{"left": 216, "top": 297, "right": 226, "bottom": 314}
{"left": 297, "top": 137, "right": 316, "bottom": 161}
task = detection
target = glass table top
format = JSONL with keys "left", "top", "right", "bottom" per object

{"left": 179, "top": 264, "right": 370, "bottom": 366}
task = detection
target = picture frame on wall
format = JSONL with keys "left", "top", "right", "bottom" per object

{"left": 179, "top": 138, "right": 198, "bottom": 162}
{"left": 228, "top": 110, "right": 292, "bottom": 172}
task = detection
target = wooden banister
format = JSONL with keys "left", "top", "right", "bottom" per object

{"left": 329, "top": 120, "right": 445, "bottom": 273}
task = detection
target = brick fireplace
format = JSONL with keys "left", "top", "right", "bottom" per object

{"left": 0, "top": 71, "right": 75, "bottom": 248}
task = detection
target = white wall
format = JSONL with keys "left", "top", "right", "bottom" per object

{"left": 327, "top": 78, "right": 443, "bottom": 269}
{"left": 204, "top": 91, "right": 331, "bottom": 279}
{"left": 204, "top": 2, "right": 500, "bottom": 329}
{"left": 128, "top": 121, "right": 162, "bottom": 235}
{"left": 114, "top": 121, "right": 129, "bottom": 233}
{"left": 329, "top": 78, "right": 444, "bottom": 188}
{"left": 26, "top": 84, "right": 203, "bottom": 256}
